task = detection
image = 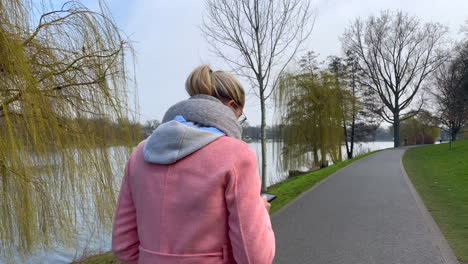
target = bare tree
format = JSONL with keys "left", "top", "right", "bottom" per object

{"left": 432, "top": 41, "right": 468, "bottom": 148}
{"left": 202, "top": 0, "right": 314, "bottom": 191}
{"left": 342, "top": 10, "right": 448, "bottom": 147}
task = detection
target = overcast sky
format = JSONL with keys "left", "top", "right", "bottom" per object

{"left": 83, "top": 0, "right": 468, "bottom": 126}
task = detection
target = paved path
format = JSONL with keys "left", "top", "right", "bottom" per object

{"left": 271, "top": 147, "right": 458, "bottom": 264}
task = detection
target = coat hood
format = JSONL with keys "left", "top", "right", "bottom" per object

{"left": 143, "top": 116, "right": 224, "bottom": 164}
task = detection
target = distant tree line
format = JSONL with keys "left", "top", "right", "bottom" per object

{"left": 140, "top": 119, "right": 283, "bottom": 141}
{"left": 141, "top": 119, "right": 385, "bottom": 143}
{"left": 241, "top": 123, "right": 282, "bottom": 141}
{"left": 374, "top": 127, "right": 393, "bottom": 141}
{"left": 0, "top": 115, "right": 142, "bottom": 149}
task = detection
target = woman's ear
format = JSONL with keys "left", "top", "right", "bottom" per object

{"left": 227, "top": 99, "right": 236, "bottom": 108}
{"left": 226, "top": 99, "right": 242, "bottom": 118}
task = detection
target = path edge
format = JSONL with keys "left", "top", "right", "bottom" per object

{"left": 400, "top": 148, "right": 460, "bottom": 264}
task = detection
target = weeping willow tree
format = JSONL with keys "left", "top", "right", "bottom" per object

{"left": 276, "top": 57, "right": 344, "bottom": 171}
{"left": 0, "top": 0, "right": 136, "bottom": 259}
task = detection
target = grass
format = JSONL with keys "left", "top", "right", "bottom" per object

{"left": 74, "top": 149, "right": 381, "bottom": 263}
{"left": 403, "top": 140, "right": 468, "bottom": 263}
{"left": 71, "top": 252, "right": 122, "bottom": 264}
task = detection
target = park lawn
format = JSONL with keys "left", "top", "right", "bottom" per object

{"left": 403, "top": 140, "right": 468, "bottom": 263}
{"left": 75, "top": 149, "right": 381, "bottom": 263}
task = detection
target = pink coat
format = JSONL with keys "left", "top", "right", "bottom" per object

{"left": 112, "top": 135, "right": 275, "bottom": 263}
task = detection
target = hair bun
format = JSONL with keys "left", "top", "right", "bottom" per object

{"left": 185, "top": 65, "right": 245, "bottom": 107}
{"left": 185, "top": 65, "right": 214, "bottom": 96}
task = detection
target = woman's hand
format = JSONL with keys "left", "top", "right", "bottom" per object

{"left": 262, "top": 196, "right": 271, "bottom": 212}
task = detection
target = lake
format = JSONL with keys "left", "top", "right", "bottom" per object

{"left": 3, "top": 141, "right": 394, "bottom": 263}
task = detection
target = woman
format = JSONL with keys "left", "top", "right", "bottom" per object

{"left": 112, "top": 65, "right": 275, "bottom": 264}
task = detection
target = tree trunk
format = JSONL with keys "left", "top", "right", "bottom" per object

{"left": 350, "top": 81, "right": 356, "bottom": 159}
{"left": 348, "top": 135, "right": 354, "bottom": 159}
{"left": 349, "top": 115, "right": 355, "bottom": 159}
{"left": 449, "top": 125, "right": 453, "bottom": 150}
{"left": 343, "top": 122, "right": 351, "bottom": 159}
{"left": 451, "top": 125, "right": 460, "bottom": 142}
{"left": 393, "top": 112, "right": 400, "bottom": 147}
{"left": 313, "top": 145, "right": 319, "bottom": 167}
{"left": 260, "top": 88, "right": 268, "bottom": 192}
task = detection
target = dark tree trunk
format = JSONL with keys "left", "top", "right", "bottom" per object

{"left": 349, "top": 87, "right": 356, "bottom": 158}
{"left": 393, "top": 113, "right": 400, "bottom": 147}
{"left": 346, "top": 70, "right": 357, "bottom": 159}
{"left": 451, "top": 127, "right": 459, "bottom": 143}
{"left": 260, "top": 84, "right": 268, "bottom": 192}
{"left": 449, "top": 125, "right": 453, "bottom": 150}
{"left": 343, "top": 122, "right": 351, "bottom": 159}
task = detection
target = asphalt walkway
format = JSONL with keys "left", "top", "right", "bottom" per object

{"left": 271, "top": 147, "right": 458, "bottom": 264}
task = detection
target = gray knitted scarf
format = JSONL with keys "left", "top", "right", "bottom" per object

{"left": 162, "top": 94, "right": 242, "bottom": 139}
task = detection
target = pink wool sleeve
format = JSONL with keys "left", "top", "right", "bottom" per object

{"left": 112, "top": 160, "right": 140, "bottom": 264}
{"left": 225, "top": 145, "right": 276, "bottom": 264}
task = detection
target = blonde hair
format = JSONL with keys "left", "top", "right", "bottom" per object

{"left": 185, "top": 65, "right": 245, "bottom": 107}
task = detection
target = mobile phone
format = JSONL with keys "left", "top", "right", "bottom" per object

{"left": 261, "top": 193, "right": 277, "bottom": 202}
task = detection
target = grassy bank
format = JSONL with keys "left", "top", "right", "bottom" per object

{"left": 71, "top": 252, "right": 122, "bottom": 264}
{"left": 74, "top": 150, "right": 381, "bottom": 263}
{"left": 403, "top": 140, "right": 468, "bottom": 263}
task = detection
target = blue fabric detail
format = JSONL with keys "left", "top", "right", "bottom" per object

{"left": 173, "top": 115, "right": 225, "bottom": 136}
